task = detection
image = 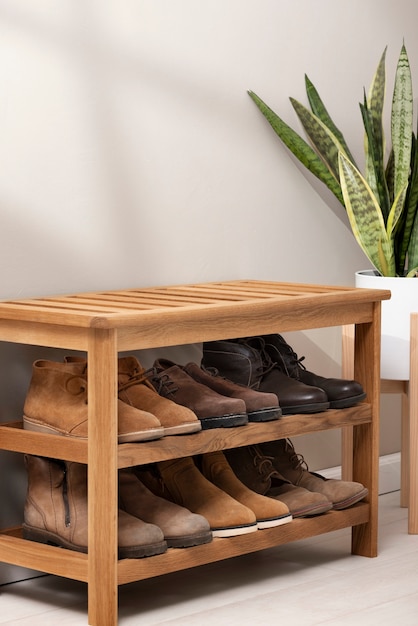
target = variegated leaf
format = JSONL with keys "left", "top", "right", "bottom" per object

{"left": 392, "top": 44, "right": 413, "bottom": 197}
{"left": 338, "top": 152, "right": 395, "bottom": 275}
{"left": 248, "top": 91, "right": 344, "bottom": 203}
{"left": 305, "top": 75, "right": 357, "bottom": 165}
{"left": 291, "top": 98, "right": 346, "bottom": 180}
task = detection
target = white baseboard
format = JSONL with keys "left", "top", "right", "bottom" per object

{"left": 320, "top": 452, "right": 401, "bottom": 495}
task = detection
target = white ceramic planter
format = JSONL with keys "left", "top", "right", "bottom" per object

{"left": 355, "top": 270, "right": 418, "bottom": 380}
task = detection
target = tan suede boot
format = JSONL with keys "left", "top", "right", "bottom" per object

{"left": 119, "top": 470, "right": 212, "bottom": 547}
{"left": 23, "top": 455, "right": 167, "bottom": 558}
{"left": 118, "top": 356, "right": 201, "bottom": 435}
{"left": 225, "top": 445, "right": 333, "bottom": 517}
{"left": 199, "top": 451, "right": 292, "bottom": 528}
{"left": 157, "top": 456, "right": 257, "bottom": 537}
{"left": 259, "top": 439, "right": 368, "bottom": 510}
{"left": 23, "top": 360, "right": 164, "bottom": 443}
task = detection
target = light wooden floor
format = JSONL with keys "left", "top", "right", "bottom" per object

{"left": 0, "top": 491, "right": 417, "bottom": 626}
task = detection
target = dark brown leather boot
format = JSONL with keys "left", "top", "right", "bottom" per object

{"left": 149, "top": 359, "right": 248, "bottom": 429}
{"left": 183, "top": 362, "right": 281, "bottom": 422}
{"left": 202, "top": 339, "right": 329, "bottom": 414}
{"left": 259, "top": 439, "right": 368, "bottom": 509}
{"left": 262, "top": 334, "right": 366, "bottom": 408}
{"left": 225, "top": 446, "right": 333, "bottom": 517}
{"left": 23, "top": 455, "right": 167, "bottom": 558}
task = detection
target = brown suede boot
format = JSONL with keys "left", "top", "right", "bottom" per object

{"left": 157, "top": 456, "right": 257, "bottom": 537}
{"left": 199, "top": 451, "right": 292, "bottom": 528}
{"left": 23, "top": 455, "right": 167, "bottom": 558}
{"left": 225, "top": 446, "right": 333, "bottom": 517}
{"left": 259, "top": 439, "right": 368, "bottom": 510}
{"left": 23, "top": 360, "right": 164, "bottom": 443}
{"left": 183, "top": 362, "right": 281, "bottom": 422}
{"left": 118, "top": 356, "right": 201, "bottom": 435}
{"left": 119, "top": 470, "right": 212, "bottom": 547}
{"left": 149, "top": 359, "right": 248, "bottom": 429}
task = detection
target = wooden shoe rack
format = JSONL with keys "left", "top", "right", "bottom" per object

{"left": 0, "top": 279, "right": 390, "bottom": 625}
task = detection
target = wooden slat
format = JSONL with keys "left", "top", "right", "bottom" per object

{"left": 117, "top": 504, "right": 370, "bottom": 585}
{"left": 0, "top": 531, "right": 88, "bottom": 581}
{"left": 0, "top": 280, "right": 391, "bottom": 330}
{"left": 117, "top": 405, "right": 371, "bottom": 468}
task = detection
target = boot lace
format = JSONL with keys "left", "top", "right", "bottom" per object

{"left": 144, "top": 368, "right": 179, "bottom": 397}
{"left": 249, "top": 445, "right": 282, "bottom": 482}
{"left": 284, "top": 438, "right": 310, "bottom": 473}
{"left": 118, "top": 366, "right": 155, "bottom": 393}
{"left": 235, "top": 337, "right": 277, "bottom": 388}
{"left": 268, "top": 336, "right": 306, "bottom": 378}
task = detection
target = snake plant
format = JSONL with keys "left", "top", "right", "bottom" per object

{"left": 249, "top": 43, "right": 418, "bottom": 277}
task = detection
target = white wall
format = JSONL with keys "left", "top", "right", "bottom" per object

{"left": 0, "top": 0, "right": 416, "bottom": 581}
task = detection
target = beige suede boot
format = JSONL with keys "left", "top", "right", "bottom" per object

{"left": 119, "top": 470, "right": 212, "bottom": 547}
{"left": 23, "top": 360, "right": 164, "bottom": 443}
{"left": 225, "top": 445, "right": 333, "bottom": 517}
{"left": 157, "top": 456, "right": 257, "bottom": 537}
{"left": 23, "top": 455, "right": 167, "bottom": 558}
{"left": 118, "top": 356, "right": 201, "bottom": 435}
{"left": 259, "top": 439, "right": 368, "bottom": 510}
{"left": 200, "top": 451, "right": 292, "bottom": 529}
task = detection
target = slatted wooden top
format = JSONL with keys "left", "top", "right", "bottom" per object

{"left": 0, "top": 280, "right": 391, "bottom": 330}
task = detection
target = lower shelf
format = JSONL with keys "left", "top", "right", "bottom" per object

{"left": 0, "top": 503, "right": 370, "bottom": 586}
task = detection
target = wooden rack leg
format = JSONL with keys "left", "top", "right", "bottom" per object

{"left": 409, "top": 314, "right": 418, "bottom": 534}
{"left": 351, "top": 316, "right": 380, "bottom": 557}
{"left": 87, "top": 329, "right": 119, "bottom": 626}
{"left": 341, "top": 325, "right": 354, "bottom": 481}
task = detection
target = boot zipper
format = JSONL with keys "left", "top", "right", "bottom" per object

{"left": 62, "top": 467, "right": 71, "bottom": 527}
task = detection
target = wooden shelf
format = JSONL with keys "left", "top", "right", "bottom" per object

{"left": 0, "top": 503, "right": 369, "bottom": 586}
{"left": 0, "top": 279, "right": 390, "bottom": 626}
{"left": 0, "top": 403, "right": 371, "bottom": 466}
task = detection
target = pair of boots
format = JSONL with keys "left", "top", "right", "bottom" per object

{"left": 202, "top": 334, "right": 366, "bottom": 414}
{"left": 23, "top": 455, "right": 213, "bottom": 558}
{"left": 23, "top": 356, "right": 202, "bottom": 443}
{"left": 136, "top": 451, "right": 292, "bottom": 537}
{"left": 147, "top": 358, "right": 281, "bottom": 429}
{"left": 224, "top": 439, "right": 368, "bottom": 516}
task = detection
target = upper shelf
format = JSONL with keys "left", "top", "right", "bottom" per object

{"left": 0, "top": 279, "right": 391, "bottom": 350}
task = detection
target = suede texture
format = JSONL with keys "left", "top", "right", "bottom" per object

{"left": 259, "top": 439, "right": 369, "bottom": 510}
{"left": 23, "top": 359, "right": 164, "bottom": 442}
{"left": 118, "top": 356, "right": 202, "bottom": 435}
{"left": 119, "top": 470, "right": 212, "bottom": 547}
{"left": 183, "top": 362, "right": 281, "bottom": 422}
{"left": 200, "top": 450, "right": 291, "bottom": 527}
{"left": 23, "top": 455, "right": 167, "bottom": 558}
{"left": 157, "top": 456, "right": 258, "bottom": 536}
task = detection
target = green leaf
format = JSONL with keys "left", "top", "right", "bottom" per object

{"left": 407, "top": 210, "right": 418, "bottom": 273}
{"left": 367, "top": 47, "right": 387, "bottom": 165}
{"left": 248, "top": 91, "right": 344, "bottom": 204}
{"left": 397, "top": 134, "right": 418, "bottom": 273}
{"left": 338, "top": 152, "right": 395, "bottom": 275}
{"left": 305, "top": 75, "right": 357, "bottom": 165}
{"left": 387, "top": 184, "right": 408, "bottom": 243}
{"left": 360, "top": 97, "right": 390, "bottom": 220}
{"left": 290, "top": 98, "right": 348, "bottom": 180}
{"left": 392, "top": 44, "right": 413, "bottom": 197}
